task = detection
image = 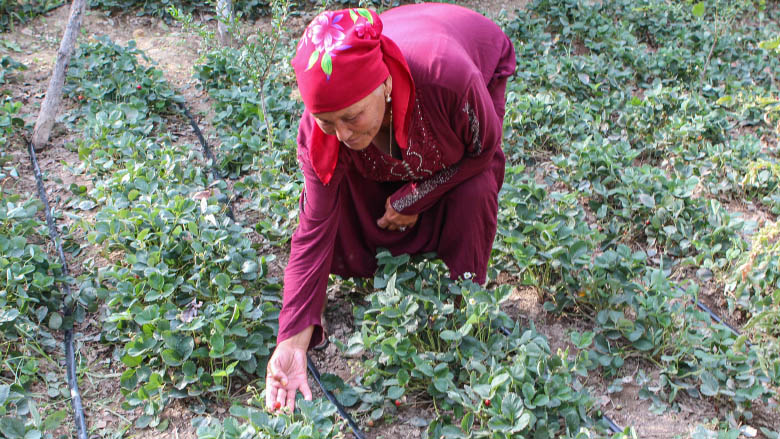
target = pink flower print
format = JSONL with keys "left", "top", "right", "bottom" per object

{"left": 354, "top": 23, "right": 377, "bottom": 39}
{"left": 308, "top": 12, "right": 346, "bottom": 54}
{"left": 302, "top": 11, "right": 352, "bottom": 80}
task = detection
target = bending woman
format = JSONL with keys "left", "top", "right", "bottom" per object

{"left": 265, "top": 4, "right": 516, "bottom": 412}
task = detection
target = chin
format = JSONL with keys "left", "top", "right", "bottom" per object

{"left": 344, "top": 139, "right": 371, "bottom": 151}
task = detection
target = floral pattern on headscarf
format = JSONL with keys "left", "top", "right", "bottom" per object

{"left": 297, "top": 8, "right": 376, "bottom": 80}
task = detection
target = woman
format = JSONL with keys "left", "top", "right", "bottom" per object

{"left": 265, "top": 4, "right": 516, "bottom": 412}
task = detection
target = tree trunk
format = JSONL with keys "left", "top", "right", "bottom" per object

{"left": 217, "top": 0, "right": 234, "bottom": 47}
{"left": 31, "top": 0, "right": 86, "bottom": 151}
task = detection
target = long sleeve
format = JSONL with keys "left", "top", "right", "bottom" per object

{"left": 277, "top": 113, "right": 346, "bottom": 348}
{"left": 388, "top": 77, "right": 503, "bottom": 215}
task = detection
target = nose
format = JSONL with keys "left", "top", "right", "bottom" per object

{"left": 334, "top": 122, "right": 353, "bottom": 143}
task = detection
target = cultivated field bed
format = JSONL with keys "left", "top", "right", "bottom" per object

{"left": 1, "top": 0, "right": 779, "bottom": 438}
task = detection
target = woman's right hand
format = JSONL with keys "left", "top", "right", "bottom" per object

{"left": 266, "top": 326, "right": 314, "bottom": 413}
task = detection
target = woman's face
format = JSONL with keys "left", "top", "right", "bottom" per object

{"left": 312, "top": 78, "right": 391, "bottom": 151}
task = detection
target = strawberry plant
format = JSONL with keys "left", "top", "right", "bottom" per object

{"left": 0, "top": 193, "right": 76, "bottom": 439}
{"left": 194, "top": 398, "right": 346, "bottom": 439}
{"left": 62, "top": 37, "right": 281, "bottom": 429}
{"left": 498, "top": 0, "right": 780, "bottom": 425}
{"left": 345, "top": 252, "right": 600, "bottom": 438}
{"left": 0, "top": 0, "right": 62, "bottom": 32}
{"left": 193, "top": 26, "right": 302, "bottom": 245}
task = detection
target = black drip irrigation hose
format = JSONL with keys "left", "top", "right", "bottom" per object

{"left": 27, "top": 141, "right": 88, "bottom": 439}
{"left": 498, "top": 326, "right": 623, "bottom": 434}
{"left": 307, "top": 355, "right": 367, "bottom": 439}
{"left": 178, "top": 101, "right": 366, "bottom": 437}
{"left": 693, "top": 299, "right": 749, "bottom": 346}
{"left": 176, "top": 103, "right": 235, "bottom": 222}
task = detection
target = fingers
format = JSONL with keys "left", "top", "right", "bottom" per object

{"left": 285, "top": 387, "right": 297, "bottom": 411}
{"left": 377, "top": 213, "right": 390, "bottom": 229}
{"left": 276, "top": 388, "right": 288, "bottom": 412}
{"left": 378, "top": 209, "right": 404, "bottom": 231}
{"left": 301, "top": 380, "right": 313, "bottom": 401}
{"left": 265, "top": 377, "right": 277, "bottom": 410}
{"left": 269, "top": 362, "right": 289, "bottom": 387}
{"left": 266, "top": 359, "right": 289, "bottom": 412}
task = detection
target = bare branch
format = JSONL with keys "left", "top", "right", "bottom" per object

{"left": 31, "top": 0, "right": 86, "bottom": 151}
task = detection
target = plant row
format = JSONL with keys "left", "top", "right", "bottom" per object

{"left": 0, "top": 62, "right": 74, "bottom": 439}
{"left": 494, "top": 0, "right": 780, "bottom": 431}
{"left": 62, "top": 37, "right": 284, "bottom": 431}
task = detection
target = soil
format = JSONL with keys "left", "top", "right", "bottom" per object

{"left": 1, "top": 1, "right": 777, "bottom": 439}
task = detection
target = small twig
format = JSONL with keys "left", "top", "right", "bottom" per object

{"left": 255, "top": 0, "right": 291, "bottom": 151}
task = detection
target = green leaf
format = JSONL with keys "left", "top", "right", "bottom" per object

{"left": 692, "top": 2, "right": 706, "bottom": 17}
{"left": 570, "top": 331, "right": 594, "bottom": 349}
{"left": 128, "top": 189, "right": 140, "bottom": 201}
{"left": 321, "top": 53, "right": 333, "bottom": 77}
{"left": 349, "top": 9, "right": 358, "bottom": 23}
{"left": 516, "top": 412, "right": 531, "bottom": 431}
{"left": 161, "top": 349, "right": 184, "bottom": 367}
{"left": 213, "top": 273, "right": 231, "bottom": 290}
{"left": 440, "top": 330, "right": 460, "bottom": 341}
{"left": 0, "top": 417, "right": 26, "bottom": 439}
{"left": 48, "top": 312, "right": 62, "bottom": 330}
{"left": 356, "top": 8, "right": 373, "bottom": 24}
{"left": 638, "top": 193, "right": 655, "bottom": 209}
{"left": 632, "top": 339, "right": 653, "bottom": 351}
{"left": 43, "top": 410, "right": 67, "bottom": 431}
{"left": 759, "top": 38, "right": 780, "bottom": 51}
{"left": 121, "top": 353, "right": 143, "bottom": 367}
{"left": 716, "top": 95, "right": 733, "bottom": 106}
{"left": 700, "top": 372, "right": 719, "bottom": 396}
{"left": 0, "top": 385, "right": 9, "bottom": 405}
{"left": 532, "top": 393, "right": 550, "bottom": 407}
{"left": 306, "top": 49, "right": 320, "bottom": 71}
{"left": 433, "top": 377, "right": 450, "bottom": 393}
{"left": 241, "top": 260, "right": 257, "bottom": 274}
{"left": 387, "top": 386, "right": 404, "bottom": 399}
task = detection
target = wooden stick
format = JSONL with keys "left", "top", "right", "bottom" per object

{"left": 217, "top": 0, "right": 234, "bottom": 47}
{"left": 30, "top": 0, "right": 86, "bottom": 151}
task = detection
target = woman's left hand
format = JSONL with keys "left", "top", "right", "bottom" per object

{"left": 377, "top": 197, "right": 419, "bottom": 232}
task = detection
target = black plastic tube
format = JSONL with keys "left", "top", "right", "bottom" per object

{"left": 602, "top": 414, "right": 623, "bottom": 434}
{"left": 307, "top": 355, "right": 366, "bottom": 439}
{"left": 27, "top": 141, "right": 88, "bottom": 439}
{"left": 694, "top": 300, "right": 743, "bottom": 338}
{"left": 176, "top": 103, "right": 235, "bottom": 222}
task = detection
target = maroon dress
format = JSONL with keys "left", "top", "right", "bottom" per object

{"left": 278, "top": 4, "right": 517, "bottom": 347}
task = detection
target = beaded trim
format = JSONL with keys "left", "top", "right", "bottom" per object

{"left": 463, "top": 102, "right": 482, "bottom": 156}
{"left": 355, "top": 91, "right": 445, "bottom": 181}
{"left": 390, "top": 164, "right": 459, "bottom": 212}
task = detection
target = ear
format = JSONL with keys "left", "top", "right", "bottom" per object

{"left": 383, "top": 75, "right": 393, "bottom": 99}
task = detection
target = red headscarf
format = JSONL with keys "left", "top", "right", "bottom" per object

{"left": 292, "top": 8, "right": 415, "bottom": 185}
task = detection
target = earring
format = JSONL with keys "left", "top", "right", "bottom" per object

{"left": 386, "top": 96, "right": 391, "bottom": 103}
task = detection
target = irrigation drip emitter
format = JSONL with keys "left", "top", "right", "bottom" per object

{"left": 27, "top": 141, "right": 88, "bottom": 439}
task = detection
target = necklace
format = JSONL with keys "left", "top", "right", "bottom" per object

{"left": 388, "top": 103, "right": 393, "bottom": 158}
